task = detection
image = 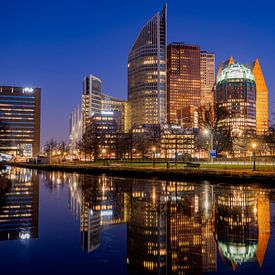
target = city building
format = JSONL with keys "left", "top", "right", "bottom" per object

{"left": 215, "top": 61, "right": 256, "bottom": 137}
{"left": 0, "top": 86, "right": 41, "bottom": 157}
{"left": 161, "top": 124, "right": 196, "bottom": 158}
{"left": 217, "top": 56, "right": 269, "bottom": 136}
{"left": 82, "top": 75, "right": 102, "bottom": 131}
{"left": 128, "top": 5, "right": 167, "bottom": 126}
{"left": 200, "top": 51, "right": 215, "bottom": 107}
{"left": 69, "top": 75, "right": 128, "bottom": 152}
{"left": 176, "top": 105, "right": 199, "bottom": 129}
{"left": 101, "top": 93, "right": 129, "bottom": 132}
{"left": 69, "top": 104, "right": 82, "bottom": 152}
{"left": 248, "top": 58, "right": 269, "bottom": 135}
{"left": 167, "top": 43, "right": 201, "bottom": 124}
{"left": 84, "top": 111, "right": 122, "bottom": 159}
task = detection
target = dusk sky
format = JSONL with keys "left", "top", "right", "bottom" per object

{"left": 1, "top": 0, "right": 274, "bottom": 145}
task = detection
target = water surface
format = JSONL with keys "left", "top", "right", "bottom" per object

{"left": 0, "top": 167, "right": 274, "bottom": 274}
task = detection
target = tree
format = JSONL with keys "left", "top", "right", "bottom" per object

{"left": 0, "top": 120, "right": 9, "bottom": 153}
{"left": 43, "top": 139, "right": 57, "bottom": 156}
{"left": 197, "top": 105, "right": 234, "bottom": 155}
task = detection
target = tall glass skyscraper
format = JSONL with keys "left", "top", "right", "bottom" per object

{"left": 128, "top": 5, "right": 167, "bottom": 126}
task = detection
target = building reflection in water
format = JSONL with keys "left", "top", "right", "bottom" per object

{"left": 214, "top": 186, "right": 270, "bottom": 270}
{"left": 66, "top": 172, "right": 271, "bottom": 273}
{"left": 0, "top": 167, "right": 39, "bottom": 241}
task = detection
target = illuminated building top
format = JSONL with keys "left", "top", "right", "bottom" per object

{"left": 217, "top": 63, "right": 255, "bottom": 84}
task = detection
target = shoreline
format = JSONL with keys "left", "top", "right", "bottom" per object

{"left": 6, "top": 162, "right": 275, "bottom": 184}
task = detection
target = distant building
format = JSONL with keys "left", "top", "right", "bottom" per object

{"left": 167, "top": 43, "right": 201, "bottom": 124}
{"left": 69, "top": 75, "right": 128, "bottom": 152}
{"left": 215, "top": 61, "right": 256, "bottom": 137}
{"left": 0, "top": 86, "right": 41, "bottom": 157}
{"left": 200, "top": 51, "right": 215, "bottom": 107}
{"left": 128, "top": 5, "right": 167, "bottom": 126}
{"left": 69, "top": 104, "right": 82, "bottom": 151}
{"left": 82, "top": 75, "right": 102, "bottom": 131}
{"left": 101, "top": 93, "right": 129, "bottom": 132}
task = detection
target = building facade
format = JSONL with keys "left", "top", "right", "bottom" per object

{"left": 200, "top": 51, "right": 215, "bottom": 107}
{"left": 215, "top": 62, "right": 257, "bottom": 137}
{"left": 128, "top": 5, "right": 167, "bottom": 126}
{"left": 0, "top": 86, "right": 41, "bottom": 157}
{"left": 82, "top": 75, "right": 102, "bottom": 131}
{"left": 167, "top": 43, "right": 201, "bottom": 124}
{"left": 248, "top": 58, "right": 269, "bottom": 135}
{"left": 101, "top": 93, "right": 129, "bottom": 132}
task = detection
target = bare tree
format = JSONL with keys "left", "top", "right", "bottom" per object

{"left": 197, "top": 106, "right": 234, "bottom": 155}
{"left": 0, "top": 120, "right": 9, "bottom": 153}
{"left": 43, "top": 139, "right": 57, "bottom": 156}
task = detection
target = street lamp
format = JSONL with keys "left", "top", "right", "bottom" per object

{"left": 252, "top": 143, "right": 257, "bottom": 171}
{"left": 204, "top": 129, "right": 214, "bottom": 163}
{"left": 152, "top": 146, "right": 156, "bottom": 168}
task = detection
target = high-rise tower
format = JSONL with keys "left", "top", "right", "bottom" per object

{"left": 128, "top": 5, "right": 167, "bottom": 126}
{"left": 167, "top": 43, "right": 201, "bottom": 124}
{"left": 248, "top": 58, "right": 269, "bottom": 135}
{"left": 200, "top": 51, "right": 215, "bottom": 107}
{"left": 82, "top": 75, "right": 102, "bottom": 131}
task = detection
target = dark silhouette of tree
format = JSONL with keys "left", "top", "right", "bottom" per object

{"left": 43, "top": 139, "right": 57, "bottom": 155}
{"left": 197, "top": 106, "right": 234, "bottom": 155}
{"left": 0, "top": 120, "right": 9, "bottom": 153}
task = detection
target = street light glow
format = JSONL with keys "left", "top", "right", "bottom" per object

{"left": 204, "top": 129, "right": 210, "bottom": 135}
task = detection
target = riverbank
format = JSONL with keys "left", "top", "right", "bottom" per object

{"left": 8, "top": 162, "right": 275, "bottom": 183}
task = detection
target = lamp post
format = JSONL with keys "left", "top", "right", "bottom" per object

{"left": 204, "top": 129, "right": 214, "bottom": 163}
{"left": 252, "top": 143, "right": 257, "bottom": 171}
{"left": 152, "top": 146, "right": 156, "bottom": 168}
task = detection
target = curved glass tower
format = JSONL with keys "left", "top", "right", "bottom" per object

{"left": 128, "top": 5, "right": 167, "bottom": 126}
{"left": 215, "top": 62, "right": 256, "bottom": 137}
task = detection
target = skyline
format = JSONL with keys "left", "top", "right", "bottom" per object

{"left": 1, "top": 0, "right": 274, "bottom": 145}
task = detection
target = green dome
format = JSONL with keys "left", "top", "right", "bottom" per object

{"left": 217, "top": 63, "right": 255, "bottom": 84}
{"left": 218, "top": 241, "right": 258, "bottom": 265}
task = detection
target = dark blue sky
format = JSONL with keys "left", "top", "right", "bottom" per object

{"left": 0, "top": 0, "right": 274, "bottom": 145}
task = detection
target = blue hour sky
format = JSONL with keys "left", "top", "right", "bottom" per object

{"left": 0, "top": 0, "right": 274, "bottom": 145}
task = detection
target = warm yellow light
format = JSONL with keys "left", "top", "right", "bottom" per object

{"left": 203, "top": 129, "right": 209, "bottom": 135}
{"left": 152, "top": 146, "right": 156, "bottom": 152}
{"left": 102, "top": 149, "right": 106, "bottom": 154}
{"left": 252, "top": 143, "right": 257, "bottom": 149}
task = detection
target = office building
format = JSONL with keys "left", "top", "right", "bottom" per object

{"left": 248, "top": 58, "right": 269, "bottom": 135}
{"left": 128, "top": 5, "right": 167, "bottom": 126}
{"left": 82, "top": 75, "right": 102, "bottom": 131}
{"left": 101, "top": 93, "right": 129, "bottom": 132}
{"left": 200, "top": 51, "right": 215, "bottom": 107}
{"left": 167, "top": 43, "right": 201, "bottom": 124}
{"left": 0, "top": 86, "right": 41, "bottom": 157}
{"left": 215, "top": 61, "right": 256, "bottom": 137}
{"left": 69, "top": 104, "right": 82, "bottom": 152}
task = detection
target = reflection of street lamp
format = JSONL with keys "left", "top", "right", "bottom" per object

{"left": 252, "top": 143, "right": 257, "bottom": 171}
{"left": 152, "top": 146, "right": 156, "bottom": 168}
{"left": 204, "top": 129, "right": 214, "bottom": 163}
{"left": 102, "top": 148, "right": 107, "bottom": 166}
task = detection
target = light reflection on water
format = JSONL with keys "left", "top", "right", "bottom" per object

{"left": 0, "top": 166, "right": 274, "bottom": 274}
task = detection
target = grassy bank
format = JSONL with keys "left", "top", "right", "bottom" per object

{"left": 8, "top": 161, "right": 275, "bottom": 183}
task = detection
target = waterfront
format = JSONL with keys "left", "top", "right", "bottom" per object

{"left": 0, "top": 167, "right": 274, "bottom": 274}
